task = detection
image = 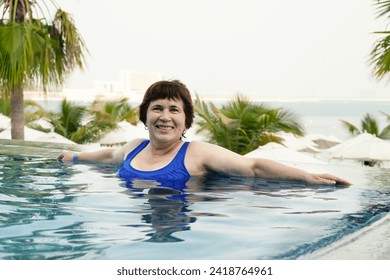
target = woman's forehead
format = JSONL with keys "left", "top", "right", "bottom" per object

{"left": 149, "top": 98, "right": 184, "bottom": 107}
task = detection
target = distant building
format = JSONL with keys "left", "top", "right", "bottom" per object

{"left": 93, "top": 80, "right": 121, "bottom": 94}
{"left": 92, "top": 71, "right": 164, "bottom": 97}
{"left": 24, "top": 71, "right": 165, "bottom": 101}
{"left": 120, "top": 71, "right": 164, "bottom": 95}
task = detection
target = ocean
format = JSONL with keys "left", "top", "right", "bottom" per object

{"left": 266, "top": 100, "right": 390, "bottom": 140}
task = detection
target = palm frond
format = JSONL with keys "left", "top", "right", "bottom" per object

{"left": 340, "top": 119, "right": 362, "bottom": 136}
{"left": 89, "top": 97, "right": 139, "bottom": 124}
{"left": 381, "top": 110, "right": 390, "bottom": 121}
{"left": 378, "top": 123, "right": 390, "bottom": 139}
{"left": 361, "top": 113, "right": 380, "bottom": 135}
{"left": 369, "top": 34, "right": 390, "bottom": 80}
{"left": 70, "top": 119, "right": 115, "bottom": 144}
{"left": 374, "top": 0, "right": 390, "bottom": 19}
{"left": 370, "top": 1, "right": 390, "bottom": 81}
{"left": 56, "top": 98, "right": 86, "bottom": 137}
{"left": 0, "top": 95, "right": 11, "bottom": 115}
{"left": 195, "top": 93, "right": 304, "bottom": 155}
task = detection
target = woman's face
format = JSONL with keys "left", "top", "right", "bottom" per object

{"left": 146, "top": 98, "right": 186, "bottom": 143}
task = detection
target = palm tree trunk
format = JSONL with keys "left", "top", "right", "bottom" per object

{"left": 10, "top": 86, "right": 24, "bottom": 140}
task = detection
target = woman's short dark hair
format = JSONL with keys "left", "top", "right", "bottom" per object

{"left": 139, "top": 80, "right": 194, "bottom": 129}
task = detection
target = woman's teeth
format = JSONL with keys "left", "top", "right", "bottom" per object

{"left": 156, "top": 125, "right": 173, "bottom": 130}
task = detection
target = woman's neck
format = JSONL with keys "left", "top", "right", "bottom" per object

{"left": 148, "top": 139, "right": 183, "bottom": 156}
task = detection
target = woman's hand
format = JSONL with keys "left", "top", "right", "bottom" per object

{"left": 306, "top": 173, "right": 351, "bottom": 186}
{"left": 57, "top": 151, "right": 75, "bottom": 162}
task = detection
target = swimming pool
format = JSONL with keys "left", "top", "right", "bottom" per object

{"left": 1, "top": 140, "right": 390, "bottom": 260}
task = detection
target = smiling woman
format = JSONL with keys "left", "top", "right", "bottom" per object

{"left": 57, "top": 80, "right": 350, "bottom": 186}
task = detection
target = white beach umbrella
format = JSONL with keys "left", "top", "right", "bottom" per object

{"left": 0, "top": 126, "right": 47, "bottom": 141}
{"left": 328, "top": 132, "right": 379, "bottom": 155}
{"left": 97, "top": 121, "right": 148, "bottom": 146}
{"left": 135, "top": 122, "right": 150, "bottom": 139}
{"left": 0, "top": 126, "right": 76, "bottom": 144}
{"left": 305, "top": 133, "right": 342, "bottom": 149}
{"left": 0, "top": 113, "right": 10, "bottom": 130}
{"left": 184, "top": 124, "right": 208, "bottom": 142}
{"left": 35, "top": 132, "right": 76, "bottom": 144}
{"left": 27, "top": 118, "right": 54, "bottom": 130}
{"left": 330, "top": 133, "right": 390, "bottom": 161}
{"left": 244, "top": 142, "right": 326, "bottom": 164}
{"left": 276, "top": 132, "right": 320, "bottom": 153}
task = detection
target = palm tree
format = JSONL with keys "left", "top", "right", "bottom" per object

{"left": 0, "top": 0, "right": 87, "bottom": 140}
{"left": 89, "top": 97, "right": 139, "bottom": 125}
{"left": 369, "top": 0, "right": 390, "bottom": 81}
{"left": 46, "top": 98, "right": 113, "bottom": 144}
{"left": 340, "top": 112, "right": 390, "bottom": 139}
{"left": 194, "top": 94, "right": 305, "bottom": 155}
{"left": 49, "top": 98, "right": 86, "bottom": 140}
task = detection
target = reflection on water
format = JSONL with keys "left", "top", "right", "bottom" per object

{"left": 141, "top": 190, "right": 195, "bottom": 243}
{"left": 0, "top": 155, "right": 390, "bottom": 259}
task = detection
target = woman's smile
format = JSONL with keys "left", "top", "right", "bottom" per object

{"left": 155, "top": 124, "right": 174, "bottom": 130}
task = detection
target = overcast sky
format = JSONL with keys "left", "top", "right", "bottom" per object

{"left": 57, "top": 0, "right": 390, "bottom": 100}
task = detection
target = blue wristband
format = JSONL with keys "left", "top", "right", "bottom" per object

{"left": 73, "top": 153, "right": 78, "bottom": 162}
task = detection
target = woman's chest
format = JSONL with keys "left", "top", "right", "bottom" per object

{"left": 130, "top": 150, "right": 175, "bottom": 171}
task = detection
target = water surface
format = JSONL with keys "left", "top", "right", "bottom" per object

{"left": 1, "top": 154, "right": 390, "bottom": 259}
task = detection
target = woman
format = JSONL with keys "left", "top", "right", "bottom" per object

{"left": 58, "top": 80, "right": 351, "bottom": 186}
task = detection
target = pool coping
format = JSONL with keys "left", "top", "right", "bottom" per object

{"left": 0, "top": 138, "right": 84, "bottom": 158}
{"left": 300, "top": 212, "right": 390, "bottom": 259}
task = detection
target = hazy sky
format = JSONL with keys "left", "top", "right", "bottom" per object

{"left": 57, "top": 0, "right": 390, "bottom": 99}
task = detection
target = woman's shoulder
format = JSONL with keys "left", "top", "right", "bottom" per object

{"left": 115, "top": 138, "right": 147, "bottom": 161}
{"left": 123, "top": 138, "right": 147, "bottom": 151}
{"left": 186, "top": 140, "right": 206, "bottom": 149}
{"left": 187, "top": 140, "right": 243, "bottom": 159}
{"left": 187, "top": 140, "right": 225, "bottom": 154}
{"left": 188, "top": 140, "right": 224, "bottom": 149}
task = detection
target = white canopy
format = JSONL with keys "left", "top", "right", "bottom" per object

{"left": 244, "top": 142, "right": 326, "bottom": 164}
{"left": 0, "top": 113, "right": 10, "bottom": 130}
{"left": 276, "top": 132, "right": 320, "bottom": 153}
{"left": 305, "top": 133, "right": 342, "bottom": 149}
{"left": 0, "top": 126, "right": 76, "bottom": 144}
{"left": 330, "top": 133, "right": 390, "bottom": 162}
{"left": 96, "top": 121, "right": 148, "bottom": 146}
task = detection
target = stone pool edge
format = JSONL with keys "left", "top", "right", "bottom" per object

{"left": 300, "top": 213, "right": 390, "bottom": 260}
{"left": 0, "top": 138, "right": 86, "bottom": 158}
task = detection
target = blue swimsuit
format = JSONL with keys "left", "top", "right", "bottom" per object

{"left": 118, "top": 140, "right": 191, "bottom": 188}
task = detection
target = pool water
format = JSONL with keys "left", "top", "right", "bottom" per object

{"left": 0, "top": 154, "right": 390, "bottom": 260}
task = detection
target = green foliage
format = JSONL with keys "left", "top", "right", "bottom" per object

{"left": 46, "top": 98, "right": 116, "bottom": 144}
{"left": 54, "top": 98, "right": 86, "bottom": 138}
{"left": 70, "top": 119, "right": 115, "bottom": 144}
{"left": 0, "top": 95, "right": 46, "bottom": 123}
{"left": 0, "top": 94, "right": 140, "bottom": 144}
{"left": 194, "top": 94, "right": 305, "bottom": 155}
{"left": 0, "top": 0, "right": 87, "bottom": 139}
{"left": 370, "top": 0, "right": 390, "bottom": 81}
{"left": 0, "top": 93, "right": 10, "bottom": 115}
{"left": 89, "top": 97, "right": 139, "bottom": 124}
{"left": 0, "top": 4, "right": 87, "bottom": 91}
{"left": 340, "top": 112, "right": 390, "bottom": 139}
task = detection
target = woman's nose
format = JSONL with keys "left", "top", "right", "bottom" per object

{"left": 159, "top": 110, "right": 171, "bottom": 121}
